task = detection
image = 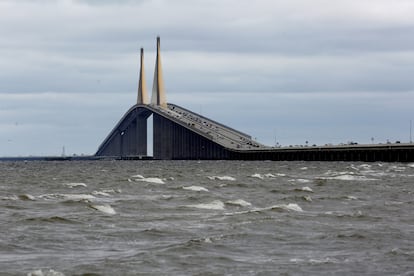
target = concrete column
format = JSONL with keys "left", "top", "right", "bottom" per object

{"left": 137, "top": 48, "right": 149, "bottom": 104}
{"left": 136, "top": 115, "right": 148, "bottom": 156}
{"left": 151, "top": 37, "right": 167, "bottom": 108}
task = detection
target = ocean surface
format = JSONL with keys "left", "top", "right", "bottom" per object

{"left": 1, "top": 160, "right": 413, "bottom": 276}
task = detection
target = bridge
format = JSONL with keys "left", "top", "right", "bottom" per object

{"left": 95, "top": 37, "right": 414, "bottom": 162}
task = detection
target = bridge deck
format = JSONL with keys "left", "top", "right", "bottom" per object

{"left": 152, "top": 103, "right": 268, "bottom": 150}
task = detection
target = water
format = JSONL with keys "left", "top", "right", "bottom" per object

{"left": 1, "top": 160, "right": 413, "bottom": 275}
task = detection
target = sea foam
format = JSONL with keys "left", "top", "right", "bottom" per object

{"left": 226, "top": 199, "right": 252, "bottom": 207}
{"left": 251, "top": 173, "right": 264, "bottom": 179}
{"left": 27, "top": 269, "right": 65, "bottom": 276}
{"left": 322, "top": 175, "right": 376, "bottom": 181}
{"left": 92, "top": 191, "right": 112, "bottom": 197}
{"left": 65, "top": 182, "right": 87, "bottom": 188}
{"left": 135, "top": 177, "right": 165, "bottom": 184}
{"left": 186, "top": 200, "right": 225, "bottom": 210}
{"left": 18, "top": 194, "right": 36, "bottom": 201}
{"left": 207, "top": 176, "right": 236, "bottom": 181}
{"left": 225, "top": 203, "right": 303, "bottom": 216}
{"left": 89, "top": 204, "right": 117, "bottom": 215}
{"left": 183, "top": 186, "right": 209, "bottom": 192}
{"left": 295, "top": 186, "right": 313, "bottom": 193}
{"left": 39, "top": 193, "right": 96, "bottom": 201}
{"left": 251, "top": 173, "right": 278, "bottom": 179}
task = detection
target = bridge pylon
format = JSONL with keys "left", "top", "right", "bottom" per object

{"left": 151, "top": 36, "right": 167, "bottom": 108}
{"left": 137, "top": 48, "right": 149, "bottom": 105}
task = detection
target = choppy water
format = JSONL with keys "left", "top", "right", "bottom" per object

{"left": 1, "top": 160, "right": 414, "bottom": 275}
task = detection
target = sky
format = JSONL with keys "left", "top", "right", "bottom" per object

{"left": 1, "top": 0, "right": 414, "bottom": 156}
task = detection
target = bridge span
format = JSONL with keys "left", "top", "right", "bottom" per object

{"left": 95, "top": 37, "right": 414, "bottom": 162}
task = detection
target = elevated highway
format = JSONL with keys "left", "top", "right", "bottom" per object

{"left": 95, "top": 37, "right": 414, "bottom": 162}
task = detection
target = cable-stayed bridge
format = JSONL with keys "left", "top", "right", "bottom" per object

{"left": 95, "top": 37, "right": 414, "bottom": 162}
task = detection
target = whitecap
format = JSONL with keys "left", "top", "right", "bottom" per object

{"left": 135, "top": 177, "right": 165, "bottom": 184}
{"left": 264, "top": 173, "right": 277, "bottom": 178}
{"left": 89, "top": 204, "right": 116, "bottom": 215}
{"left": 65, "top": 182, "right": 87, "bottom": 188}
{"left": 226, "top": 199, "right": 252, "bottom": 207}
{"left": 251, "top": 173, "right": 264, "bottom": 179}
{"left": 327, "top": 175, "right": 376, "bottom": 181}
{"left": 290, "top": 179, "right": 311, "bottom": 183}
{"left": 27, "top": 269, "right": 65, "bottom": 276}
{"left": 102, "top": 188, "right": 121, "bottom": 194}
{"left": 207, "top": 176, "right": 236, "bottom": 181}
{"left": 186, "top": 200, "right": 225, "bottom": 210}
{"left": 388, "top": 165, "right": 406, "bottom": 172}
{"left": 346, "top": 195, "right": 358, "bottom": 200}
{"left": 62, "top": 194, "right": 96, "bottom": 201}
{"left": 299, "top": 186, "right": 313, "bottom": 193}
{"left": 303, "top": 195, "right": 312, "bottom": 202}
{"left": 18, "top": 194, "right": 36, "bottom": 201}
{"left": 290, "top": 258, "right": 305, "bottom": 263}
{"left": 131, "top": 174, "right": 144, "bottom": 179}
{"left": 183, "top": 186, "right": 209, "bottom": 192}
{"left": 92, "top": 191, "right": 112, "bottom": 197}
{"left": 276, "top": 173, "right": 286, "bottom": 177}
{"left": 300, "top": 167, "right": 308, "bottom": 170}
{"left": 1, "top": 195, "right": 18, "bottom": 201}
{"left": 225, "top": 203, "right": 303, "bottom": 215}
{"left": 39, "top": 194, "right": 96, "bottom": 201}
{"left": 274, "top": 203, "right": 303, "bottom": 212}
{"left": 408, "top": 163, "right": 414, "bottom": 168}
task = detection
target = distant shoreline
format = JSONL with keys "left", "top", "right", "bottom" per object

{"left": 0, "top": 156, "right": 154, "bottom": 162}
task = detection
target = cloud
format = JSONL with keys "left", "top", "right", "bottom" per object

{"left": 1, "top": 0, "right": 414, "bottom": 155}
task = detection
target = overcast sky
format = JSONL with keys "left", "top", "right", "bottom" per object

{"left": 1, "top": 0, "right": 414, "bottom": 156}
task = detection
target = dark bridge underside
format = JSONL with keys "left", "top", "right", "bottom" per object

{"left": 95, "top": 104, "right": 231, "bottom": 159}
{"left": 96, "top": 104, "right": 414, "bottom": 162}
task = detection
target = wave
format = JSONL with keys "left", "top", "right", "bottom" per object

{"left": 135, "top": 177, "right": 165, "bottom": 184}
{"left": 182, "top": 185, "right": 209, "bottom": 192}
{"left": 225, "top": 203, "right": 303, "bottom": 216}
{"left": 226, "top": 199, "right": 252, "bottom": 207}
{"left": 186, "top": 200, "right": 225, "bottom": 210}
{"left": 27, "top": 269, "right": 65, "bottom": 276}
{"left": 324, "top": 210, "right": 364, "bottom": 218}
{"left": 250, "top": 173, "right": 264, "bottom": 179}
{"left": 131, "top": 174, "right": 166, "bottom": 184}
{"left": 290, "top": 257, "right": 340, "bottom": 264}
{"left": 318, "top": 173, "right": 376, "bottom": 181}
{"left": 303, "top": 195, "right": 312, "bottom": 202}
{"left": 64, "top": 182, "right": 87, "bottom": 188}
{"left": 39, "top": 193, "right": 96, "bottom": 201}
{"left": 207, "top": 176, "right": 236, "bottom": 181}
{"left": 92, "top": 190, "right": 112, "bottom": 197}
{"left": 18, "top": 194, "right": 36, "bottom": 201}
{"left": 25, "top": 216, "right": 78, "bottom": 224}
{"left": 0, "top": 195, "right": 19, "bottom": 201}
{"left": 250, "top": 173, "right": 278, "bottom": 179}
{"left": 294, "top": 186, "right": 313, "bottom": 193}
{"left": 289, "top": 178, "right": 312, "bottom": 184}
{"left": 88, "top": 203, "right": 117, "bottom": 215}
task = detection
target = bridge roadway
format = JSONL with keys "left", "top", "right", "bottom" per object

{"left": 95, "top": 103, "right": 414, "bottom": 161}
{"left": 151, "top": 103, "right": 268, "bottom": 150}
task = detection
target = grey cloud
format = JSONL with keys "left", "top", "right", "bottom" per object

{"left": 1, "top": 0, "right": 414, "bottom": 155}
